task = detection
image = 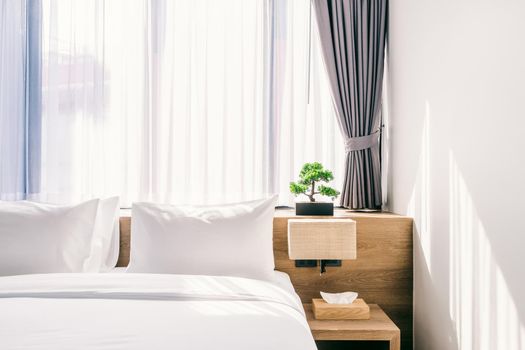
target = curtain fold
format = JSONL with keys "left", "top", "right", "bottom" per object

{"left": 270, "top": 0, "right": 345, "bottom": 205}
{"left": 312, "top": 0, "right": 387, "bottom": 209}
{"left": 26, "top": 0, "right": 42, "bottom": 196}
{"left": 0, "top": 0, "right": 26, "bottom": 200}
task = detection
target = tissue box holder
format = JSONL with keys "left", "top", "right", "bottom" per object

{"left": 312, "top": 298, "right": 370, "bottom": 320}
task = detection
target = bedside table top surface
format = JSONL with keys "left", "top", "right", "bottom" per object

{"left": 303, "top": 303, "right": 400, "bottom": 341}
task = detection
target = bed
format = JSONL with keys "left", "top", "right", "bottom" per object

{"left": 0, "top": 198, "right": 317, "bottom": 350}
{"left": 0, "top": 272, "right": 314, "bottom": 350}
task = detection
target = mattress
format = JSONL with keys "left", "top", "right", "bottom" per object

{"left": 0, "top": 272, "right": 315, "bottom": 350}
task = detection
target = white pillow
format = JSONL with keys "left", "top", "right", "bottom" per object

{"left": 127, "top": 196, "right": 277, "bottom": 280}
{"left": 85, "top": 197, "right": 120, "bottom": 272}
{"left": 0, "top": 199, "right": 100, "bottom": 276}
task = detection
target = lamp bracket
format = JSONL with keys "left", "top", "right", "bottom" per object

{"left": 295, "top": 259, "right": 341, "bottom": 273}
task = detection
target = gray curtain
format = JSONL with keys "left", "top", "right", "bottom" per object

{"left": 313, "top": 0, "right": 387, "bottom": 209}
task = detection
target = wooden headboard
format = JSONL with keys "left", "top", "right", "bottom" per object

{"left": 117, "top": 210, "right": 413, "bottom": 350}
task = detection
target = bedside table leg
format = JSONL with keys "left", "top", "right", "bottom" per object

{"left": 389, "top": 332, "right": 400, "bottom": 350}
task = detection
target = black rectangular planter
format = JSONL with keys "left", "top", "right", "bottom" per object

{"left": 295, "top": 202, "right": 334, "bottom": 216}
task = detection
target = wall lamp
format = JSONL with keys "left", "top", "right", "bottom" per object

{"left": 287, "top": 219, "right": 356, "bottom": 274}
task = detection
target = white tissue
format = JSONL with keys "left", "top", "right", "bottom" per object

{"left": 320, "top": 291, "right": 358, "bottom": 304}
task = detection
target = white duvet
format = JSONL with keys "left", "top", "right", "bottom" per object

{"left": 0, "top": 273, "right": 316, "bottom": 350}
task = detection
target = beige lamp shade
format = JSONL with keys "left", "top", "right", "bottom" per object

{"left": 287, "top": 219, "right": 356, "bottom": 260}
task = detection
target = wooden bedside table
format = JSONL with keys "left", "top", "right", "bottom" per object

{"left": 304, "top": 303, "right": 401, "bottom": 350}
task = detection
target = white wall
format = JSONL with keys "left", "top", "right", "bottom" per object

{"left": 387, "top": 1, "right": 525, "bottom": 349}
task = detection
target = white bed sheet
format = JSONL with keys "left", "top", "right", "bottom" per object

{"left": 0, "top": 273, "right": 315, "bottom": 350}
{"left": 109, "top": 267, "right": 298, "bottom": 295}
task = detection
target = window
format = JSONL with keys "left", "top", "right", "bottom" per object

{"left": 2, "top": 0, "right": 343, "bottom": 206}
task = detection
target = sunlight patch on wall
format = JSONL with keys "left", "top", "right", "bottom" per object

{"left": 448, "top": 151, "right": 524, "bottom": 350}
{"left": 407, "top": 101, "right": 431, "bottom": 270}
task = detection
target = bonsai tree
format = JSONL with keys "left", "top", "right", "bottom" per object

{"left": 289, "top": 162, "right": 340, "bottom": 202}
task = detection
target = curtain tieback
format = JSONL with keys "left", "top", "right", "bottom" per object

{"left": 344, "top": 130, "right": 381, "bottom": 152}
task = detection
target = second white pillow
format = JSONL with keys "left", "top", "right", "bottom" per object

{"left": 127, "top": 196, "right": 277, "bottom": 280}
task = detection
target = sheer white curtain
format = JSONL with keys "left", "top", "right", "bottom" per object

{"left": 37, "top": 0, "right": 269, "bottom": 205}
{"left": 145, "top": 1, "right": 268, "bottom": 205}
{"left": 38, "top": 0, "right": 147, "bottom": 204}
{"left": 31, "top": 0, "right": 341, "bottom": 206}
{"left": 272, "top": 0, "right": 344, "bottom": 205}
{"left": 0, "top": 1, "right": 26, "bottom": 200}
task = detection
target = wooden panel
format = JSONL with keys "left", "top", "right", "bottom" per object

{"left": 116, "top": 217, "right": 131, "bottom": 268}
{"left": 117, "top": 209, "right": 412, "bottom": 350}
{"left": 274, "top": 210, "right": 412, "bottom": 350}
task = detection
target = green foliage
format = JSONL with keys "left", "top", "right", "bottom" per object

{"left": 289, "top": 162, "right": 340, "bottom": 202}
{"left": 290, "top": 182, "right": 309, "bottom": 195}
{"left": 318, "top": 185, "right": 339, "bottom": 198}
{"left": 298, "top": 162, "right": 334, "bottom": 184}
